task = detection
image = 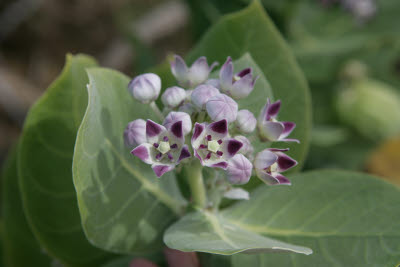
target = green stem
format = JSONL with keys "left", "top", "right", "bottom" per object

{"left": 150, "top": 101, "right": 164, "bottom": 121}
{"left": 185, "top": 160, "right": 207, "bottom": 208}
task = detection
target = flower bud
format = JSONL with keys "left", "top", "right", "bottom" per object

{"left": 128, "top": 73, "right": 161, "bottom": 104}
{"left": 206, "top": 93, "right": 238, "bottom": 122}
{"left": 191, "top": 84, "right": 220, "bottom": 109}
{"left": 235, "top": 109, "right": 256, "bottom": 133}
{"left": 163, "top": 111, "right": 192, "bottom": 136}
{"left": 234, "top": 135, "right": 254, "bottom": 159}
{"left": 226, "top": 154, "right": 253, "bottom": 185}
{"left": 124, "top": 119, "right": 146, "bottom": 147}
{"left": 336, "top": 78, "right": 400, "bottom": 140}
{"left": 161, "top": 86, "right": 186, "bottom": 108}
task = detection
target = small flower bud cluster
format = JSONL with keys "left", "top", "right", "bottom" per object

{"left": 124, "top": 55, "right": 299, "bottom": 188}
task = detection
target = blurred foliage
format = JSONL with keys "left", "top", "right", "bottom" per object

{"left": 185, "top": 0, "right": 400, "bottom": 173}
{"left": 367, "top": 136, "right": 400, "bottom": 186}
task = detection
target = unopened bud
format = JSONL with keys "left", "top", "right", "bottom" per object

{"left": 206, "top": 94, "right": 238, "bottom": 122}
{"left": 235, "top": 109, "right": 256, "bottom": 133}
{"left": 124, "top": 119, "right": 147, "bottom": 147}
{"left": 161, "top": 86, "right": 186, "bottom": 108}
{"left": 128, "top": 73, "right": 161, "bottom": 104}
{"left": 191, "top": 84, "right": 220, "bottom": 110}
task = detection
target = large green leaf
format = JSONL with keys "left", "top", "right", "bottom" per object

{"left": 2, "top": 148, "right": 52, "bottom": 267}
{"left": 164, "top": 210, "right": 312, "bottom": 255}
{"left": 186, "top": 0, "right": 312, "bottom": 169}
{"left": 72, "top": 68, "right": 187, "bottom": 254}
{"left": 205, "top": 170, "right": 400, "bottom": 266}
{"left": 18, "top": 54, "right": 114, "bottom": 266}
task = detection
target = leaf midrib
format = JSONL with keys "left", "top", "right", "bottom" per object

{"left": 228, "top": 220, "right": 400, "bottom": 238}
{"left": 105, "top": 139, "right": 185, "bottom": 216}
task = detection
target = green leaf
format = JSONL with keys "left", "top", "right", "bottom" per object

{"left": 186, "top": 0, "right": 312, "bottom": 169}
{"left": 2, "top": 148, "right": 52, "bottom": 267}
{"left": 205, "top": 170, "right": 400, "bottom": 266}
{"left": 164, "top": 210, "right": 312, "bottom": 256}
{"left": 18, "top": 54, "right": 114, "bottom": 266}
{"left": 289, "top": 0, "right": 400, "bottom": 84}
{"left": 72, "top": 68, "right": 187, "bottom": 254}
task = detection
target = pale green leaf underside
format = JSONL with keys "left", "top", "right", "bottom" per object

{"left": 164, "top": 211, "right": 312, "bottom": 255}
{"left": 17, "top": 54, "right": 113, "bottom": 266}
{"left": 73, "top": 68, "right": 187, "bottom": 254}
{"left": 187, "top": 0, "right": 312, "bottom": 169}
{"left": 204, "top": 170, "right": 400, "bottom": 266}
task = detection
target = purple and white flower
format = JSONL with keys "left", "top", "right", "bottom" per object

{"left": 131, "top": 120, "right": 191, "bottom": 177}
{"left": 235, "top": 109, "right": 256, "bottom": 133}
{"left": 206, "top": 94, "right": 238, "bottom": 123}
{"left": 128, "top": 73, "right": 161, "bottom": 104}
{"left": 191, "top": 119, "right": 243, "bottom": 169}
{"left": 254, "top": 148, "right": 297, "bottom": 185}
{"left": 161, "top": 86, "right": 186, "bottom": 108}
{"left": 170, "top": 55, "right": 218, "bottom": 88}
{"left": 257, "top": 98, "right": 299, "bottom": 143}
{"left": 226, "top": 154, "right": 253, "bottom": 185}
{"left": 219, "top": 57, "right": 258, "bottom": 99}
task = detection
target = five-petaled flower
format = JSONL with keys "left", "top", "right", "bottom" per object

{"left": 257, "top": 98, "right": 299, "bottom": 143}
{"left": 254, "top": 148, "right": 297, "bottom": 185}
{"left": 191, "top": 119, "right": 243, "bottom": 169}
{"left": 219, "top": 57, "right": 258, "bottom": 99}
{"left": 131, "top": 120, "right": 191, "bottom": 177}
{"left": 171, "top": 55, "right": 218, "bottom": 88}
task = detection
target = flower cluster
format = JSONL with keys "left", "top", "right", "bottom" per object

{"left": 124, "top": 55, "right": 299, "bottom": 187}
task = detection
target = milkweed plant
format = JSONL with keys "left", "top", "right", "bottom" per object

{"left": 126, "top": 55, "right": 299, "bottom": 208}
{"left": 4, "top": 1, "right": 400, "bottom": 266}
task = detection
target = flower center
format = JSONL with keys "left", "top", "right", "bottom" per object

{"left": 269, "top": 162, "right": 278, "bottom": 173}
{"left": 233, "top": 75, "right": 241, "bottom": 82}
{"left": 158, "top": 141, "right": 170, "bottom": 154}
{"left": 207, "top": 140, "right": 220, "bottom": 153}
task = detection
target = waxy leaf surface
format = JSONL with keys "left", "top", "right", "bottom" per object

{"left": 18, "top": 54, "right": 114, "bottom": 266}
{"left": 164, "top": 210, "right": 312, "bottom": 256}
{"left": 205, "top": 170, "right": 400, "bottom": 266}
{"left": 73, "top": 68, "right": 187, "bottom": 254}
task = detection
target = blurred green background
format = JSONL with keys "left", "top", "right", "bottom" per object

{"left": 1, "top": 0, "right": 399, "bottom": 184}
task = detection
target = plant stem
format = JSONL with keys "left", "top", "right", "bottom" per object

{"left": 185, "top": 160, "right": 207, "bottom": 209}
{"left": 150, "top": 101, "right": 164, "bottom": 121}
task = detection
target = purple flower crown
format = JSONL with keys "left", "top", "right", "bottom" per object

{"left": 124, "top": 55, "right": 299, "bottom": 187}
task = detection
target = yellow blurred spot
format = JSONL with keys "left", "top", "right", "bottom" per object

{"left": 366, "top": 136, "right": 400, "bottom": 186}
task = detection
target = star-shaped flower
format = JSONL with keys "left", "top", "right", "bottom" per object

{"left": 191, "top": 119, "right": 243, "bottom": 169}
{"left": 254, "top": 148, "right": 297, "bottom": 185}
{"left": 257, "top": 98, "right": 299, "bottom": 143}
{"left": 131, "top": 120, "right": 191, "bottom": 177}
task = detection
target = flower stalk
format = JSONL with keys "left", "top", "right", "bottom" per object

{"left": 185, "top": 160, "right": 207, "bottom": 208}
{"left": 150, "top": 101, "right": 165, "bottom": 121}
